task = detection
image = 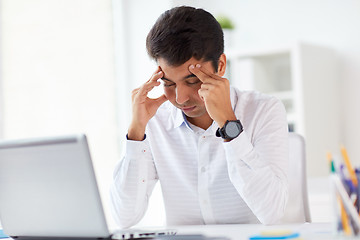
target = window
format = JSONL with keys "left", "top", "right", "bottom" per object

{"left": 1, "top": 0, "right": 118, "bottom": 224}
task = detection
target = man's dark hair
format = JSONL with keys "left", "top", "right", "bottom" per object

{"left": 146, "top": 6, "right": 224, "bottom": 71}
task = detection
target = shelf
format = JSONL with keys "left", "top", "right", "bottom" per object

{"left": 229, "top": 53, "right": 292, "bottom": 93}
{"left": 226, "top": 45, "right": 292, "bottom": 60}
{"left": 267, "top": 91, "right": 293, "bottom": 100}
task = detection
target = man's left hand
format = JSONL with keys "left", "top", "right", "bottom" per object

{"left": 189, "top": 64, "right": 236, "bottom": 128}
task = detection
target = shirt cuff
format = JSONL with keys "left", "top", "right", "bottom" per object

{"left": 224, "top": 130, "right": 252, "bottom": 155}
{"left": 125, "top": 135, "right": 152, "bottom": 161}
{"left": 223, "top": 130, "right": 263, "bottom": 170}
{"left": 126, "top": 134, "right": 146, "bottom": 141}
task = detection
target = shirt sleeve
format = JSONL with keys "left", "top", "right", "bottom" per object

{"left": 224, "top": 97, "right": 289, "bottom": 224}
{"left": 109, "top": 137, "right": 158, "bottom": 228}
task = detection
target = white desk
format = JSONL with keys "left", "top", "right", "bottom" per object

{"left": 172, "top": 223, "right": 336, "bottom": 240}
{"left": 0, "top": 223, "right": 341, "bottom": 240}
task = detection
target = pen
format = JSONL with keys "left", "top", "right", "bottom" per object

{"left": 338, "top": 164, "right": 354, "bottom": 195}
{"left": 328, "top": 152, "right": 344, "bottom": 232}
{"left": 327, "top": 152, "right": 336, "bottom": 173}
{"left": 355, "top": 169, "right": 360, "bottom": 214}
{"left": 248, "top": 232, "right": 300, "bottom": 240}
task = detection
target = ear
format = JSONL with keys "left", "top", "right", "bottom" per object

{"left": 217, "top": 53, "right": 227, "bottom": 77}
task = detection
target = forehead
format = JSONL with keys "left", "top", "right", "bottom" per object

{"left": 158, "top": 57, "right": 213, "bottom": 82}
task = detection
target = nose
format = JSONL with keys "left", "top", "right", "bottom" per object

{"left": 175, "top": 85, "right": 190, "bottom": 105}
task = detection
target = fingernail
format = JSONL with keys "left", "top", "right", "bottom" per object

{"left": 158, "top": 71, "right": 162, "bottom": 75}
{"left": 196, "top": 64, "right": 201, "bottom": 68}
{"left": 189, "top": 65, "right": 195, "bottom": 69}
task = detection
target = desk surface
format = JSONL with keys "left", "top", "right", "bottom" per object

{"left": 173, "top": 223, "right": 336, "bottom": 240}
{"left": 0, "top": 223, "right": 342, "bottom": 240}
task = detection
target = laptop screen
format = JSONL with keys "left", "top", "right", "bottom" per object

{"left": 0, "top": 135, "right": 109, "bottom": 238}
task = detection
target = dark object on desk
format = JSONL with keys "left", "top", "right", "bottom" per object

{"left": 154, "top": 234, "right": 229, "bottom": 240}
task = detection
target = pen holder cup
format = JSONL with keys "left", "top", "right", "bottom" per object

{"left": 331, "top": 174, "right": 360, "bottom": 238}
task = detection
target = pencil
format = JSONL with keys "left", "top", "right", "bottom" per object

{"left": 338, "top": 195, "right": 352, "bottom": 236}
{"left": 341, "top": 145, "right": 358, "bottom": 187}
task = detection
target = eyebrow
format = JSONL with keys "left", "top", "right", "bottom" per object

{"left": 161, "top": 74, "right": 197, "bottom": 82}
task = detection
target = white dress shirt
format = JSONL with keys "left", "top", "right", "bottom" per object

{"left": 110, "top": 87, "right": 289, "bottom": 228}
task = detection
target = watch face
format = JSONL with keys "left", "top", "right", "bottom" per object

{"left": 225, "top": 121, "right": 241, "bottom": 138}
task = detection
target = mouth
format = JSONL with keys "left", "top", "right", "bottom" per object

{"left": 181, "top": 106, "right": 196, "bottom": 113}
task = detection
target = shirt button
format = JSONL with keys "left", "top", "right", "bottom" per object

{"left": 142, "top": 149, "right": 146, "bottom": 153}
{"left": 201, "top": 167, "right": 206, "bottom": 173}
{"left": 202, "top": 136, "right": 206, "bottom": 139}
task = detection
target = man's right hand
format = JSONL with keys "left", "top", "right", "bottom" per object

{"left": 128, "top": 68, "right": 168, "bottom": 141}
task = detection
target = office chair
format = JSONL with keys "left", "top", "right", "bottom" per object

{"left": 278, "top": 132, "right": 311, "bottom": 223}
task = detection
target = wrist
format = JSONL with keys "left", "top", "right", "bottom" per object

{"left": 128, "top": 122, "right": 146, "bottom": 141}
{"left": 217, "top": 112, "right": 237, "bottom": 128}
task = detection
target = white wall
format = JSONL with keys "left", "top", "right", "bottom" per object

{"left": 112, "top": 0, "right": 171, "bottom": 147}
{"left": 172, "top": 0, "right": 360, "bottom": 175}
{"left": 1, "top": 0, "right": 118, "bottom": 224}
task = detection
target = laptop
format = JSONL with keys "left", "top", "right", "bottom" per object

{"left": 0, "top": 134, "right": 176, "bottom": 239}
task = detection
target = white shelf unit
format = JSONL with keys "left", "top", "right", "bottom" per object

{"left": 226, "top": 42, "right": 340, "bottom": 177}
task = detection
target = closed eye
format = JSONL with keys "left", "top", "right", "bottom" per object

{"left": 186, "top": 78, "right": 201, "bottom": 85}
{"left": 161, "top": 79, "right": 175, "bottom": 87}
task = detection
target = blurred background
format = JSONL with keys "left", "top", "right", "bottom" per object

{"left": 1, "top": 0, "right": 360, "bottom": 228}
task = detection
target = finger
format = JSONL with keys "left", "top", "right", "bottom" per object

{"left": 197, "top": 88, "right": 208, "bottom": 101}
{"left": 150, "top": 70, "right": 163, "bottom": 82}
{"left": 146, "top": 73, "right": 163, "bottom": 93}
{"left": 197, "top": 64, "right": 223, "bottom": 81}
{"left": 145, "top": 68, "right": 163, "bottom": 84}
{"left": 131, "top": 88, "right": 140, "bottom": 101}
{"left": 139, "top": 71, "right": 163, "bottom": 95}
{"left": 146, "top": 70, "right": 163, "bottom": 83}
{"left": 132, "top": 88, "right": 140, "bottom": 97}
{"left": 139, "top": 81, "right": 161, "bottom": 96}
{"left": 189, "top": 64, "right": 222, "bottom": 83}
{"left": 188, "top": 64, "right": 211, "bottom": 83}
{"left": 200, "top": 82, "right": 216, "bottom": 91}
{"left": 189, "top": 64, "right": 223, "bottom": 82}
{"left": 152, "top": 66, "right": 161, "bottom": 75}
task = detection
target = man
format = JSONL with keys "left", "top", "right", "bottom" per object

{"left": 110, "top": 6, "right": 288, "bottom": 228}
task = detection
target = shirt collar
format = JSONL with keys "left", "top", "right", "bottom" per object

{"left": 173, "top": 106, "right": 186, "bottom": 128}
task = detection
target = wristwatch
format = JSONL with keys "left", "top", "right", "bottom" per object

{"left": 216, "top": 120, "right": 243, "bottom": 140}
